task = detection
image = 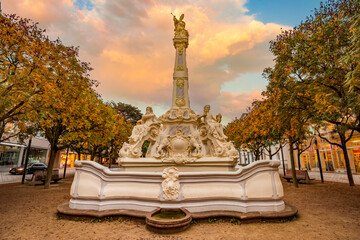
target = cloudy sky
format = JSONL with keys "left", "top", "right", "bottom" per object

{"left": 3, "top": 0, "right": 322, "bottom": 123}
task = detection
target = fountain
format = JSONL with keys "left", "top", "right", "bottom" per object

{"left": 58, "top": 14, "right": 297, "bottom": 231}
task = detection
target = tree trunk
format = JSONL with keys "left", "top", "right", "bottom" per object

{"left": 297, "top": 151, "right": 301, "bottom": 170}
{"left": 44, "top": 146, "right": 57, "bottom": 189}
{"left": 314, "top": 138, "right": 324, "bottom": 183}
{"left": 289, "top": 141, "right": 298, "bottom": 188}
{"left": 255, "top": 150, "right": 260, "bottom": 160}
{"left": 22, "top": 135, "right": 33, "bottom": 184}
{"left": 280, "top": 143, "right": 286, "bottom": 175}
{"left": 98, "top": 152, "right": 102, "bottom": 164}
{"left": 63, "top": 147, "right": 69, "bottom": 179}
{"left": 269, "top": 148, "right": 272, "bottom": 160}
{"left": 339, "top": 135, "right": 355, "bottom": 186}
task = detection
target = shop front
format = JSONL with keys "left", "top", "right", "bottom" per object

{"left": 60, "top": 152, "right": 77, "bottom": 168}
{"left": 59, "top": 151, "right": 93, "bottom": 168}
{"left": 0, "top": 144, "right": 23, "bottom": 171}
{"left": 347, "top": 136, "right": 360, "bottom": 173}
{"left": 297, "top": 133, "right": 360, "bottom": 174}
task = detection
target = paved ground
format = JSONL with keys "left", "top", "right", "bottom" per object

{"left": 0, "top": 168, "right": 76, "bottom": 184}
{"left": 308, "top": 171, "right": 360, "bottom": 185}
{"left": 1, "top": 177, "right": 360, "bottom": 239}
{"left": 278, "top": 168, "right": 360, "bottom": 185}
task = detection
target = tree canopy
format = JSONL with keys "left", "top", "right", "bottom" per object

{"left": 0, "top": 13, "right": 133, "bottom": 188}
{"left": 225, "top": 0, "right": 360, "bottom": 187}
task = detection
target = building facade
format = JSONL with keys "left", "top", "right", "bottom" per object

{"left": 0, "top": 136, "right": 50, "bottom": 172}
{"left": 238, "top": 130, "right": 360, "bottom": 174}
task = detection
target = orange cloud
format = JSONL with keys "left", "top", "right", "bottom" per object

{"left": 3, "top": 0, "right": 289, "bottom": 121}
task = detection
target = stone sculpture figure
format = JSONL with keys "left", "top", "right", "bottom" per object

{"left": 119, "top": 106, "right": 160, "bottom": 158}
{"left": 129, "top": 107, "right": 159, "bottom": 144}
{"left": 199, "top": 105, "right": 228, "bottom": 141}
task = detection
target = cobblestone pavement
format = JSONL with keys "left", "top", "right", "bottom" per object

{"left": 0, "top": 168, "right": 75, "bottom": 184}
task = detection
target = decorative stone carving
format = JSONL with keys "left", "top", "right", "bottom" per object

{"left": 162, "top": 167, "right": 180, "bottom": 201}
{"left": 176, "top": 78, "right": 184, "bottom": 88}
{"left": 155, "top": 130, "right": 202, "bottom": 164}
{"left": 177, "top": 45, "right": 184, "bottom": 54}
{"left": 119, "top": 107, "right": 160, "bottom": 158}
{"left": 176, "top": 65, "right": 184, "bottom": 71}
{"left": 175, "top": 96, "right": 185, "bottom": 107}
{"left": 159, "top": 108, "right": 198, "bottom": 123}
{"left": 198, "top": 105, "right": 239, "bottom": 160}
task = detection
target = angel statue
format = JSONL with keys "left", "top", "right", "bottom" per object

{"left": 172, "top": 13, "right": 189, "bottom": 38}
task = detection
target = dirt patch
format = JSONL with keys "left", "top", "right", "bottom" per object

{"left": 0, "top": 178, "right": 359, "bottom": 240}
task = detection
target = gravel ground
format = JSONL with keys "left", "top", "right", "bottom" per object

{"left": 0, "top": 177, "right": 359, "bottom": 240}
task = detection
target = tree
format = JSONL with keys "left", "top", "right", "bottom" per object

{"left": 224, "top": 99, "right": 283, "bottom": 161}
{"left": 225, "top": 113, "right": 264, "bottom": 161}
{"left": 294, "top": 137, "right": 314, "bottom": 170}
{"left": 266, "top": 0, "right": 360, "bottom": 186}
{"left": 0, "top": 14, "right": 50, "bottom": 142}
{"left": 343, "top": 10, "right": 360, "bottom": 133}
{"left": 83, "top": 101, "right": 131, "bottom": 163}
{"left": 33, "top": 40, "right": 96, "bottom": 189}
{"left": 110, "top": 102, "right": 142, "bottom": 125}
{"left": 263, "top": 60, "right": 314, "bottom": 188}
{"left": 105, "top": 113, "right": 132, "bottom": 163}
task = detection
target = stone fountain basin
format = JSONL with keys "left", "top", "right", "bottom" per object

{"left": 145, "top": 208, "right": 192, "bottom": 231}
{"left": 66, "top": 160, "right": 285, "bottom": 214}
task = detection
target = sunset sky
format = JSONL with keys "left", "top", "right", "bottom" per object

{"left": 3, "top": 0, "right": 323, "bottom": 123}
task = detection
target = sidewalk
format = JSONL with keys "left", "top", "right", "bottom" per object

{"left": 279, "top": 168, "right": 360, "bottom": 185}
{"left": 0, "top": 168, "right": 76, "bottom": 184}
{"left": 307, "top": 171, "right": 360, "bottom": 185}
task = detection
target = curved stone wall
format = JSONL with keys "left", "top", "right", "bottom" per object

{"left": 69, "top": 160, "right": 285, "bottom": 213}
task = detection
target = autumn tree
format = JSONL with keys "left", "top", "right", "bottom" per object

{"left": 265, "top": 0, "right": 360, "bottom": 186}
{"left": 225, "top": 113, "right": 264, "bottom": 161}
{"left": 31, "top": 38, "right": 96, "bottom": 189}
{"left": 263, "top": 56, "right": 315, "bottom": 188}
{"left": 300, "top": 0, "right": 358, "bottom": 186}
{"left": 82, "top": 101, "right": 132, "bottom": 164}
{"left": 104, "top": 113, "right": 132, "bottom": 163}
{"left": 225, "top": 99, "right": 284, "bottom": 161}
{"left": 0, "top": 14, "right": 51, "bottom": 142}
{"left": 62, "top": 92, "right": 109, "bottom": 162}
{"left": 343, "top": 8, "right": 360, "bottom": 132}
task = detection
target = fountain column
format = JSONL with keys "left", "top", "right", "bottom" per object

{"left": 172, "top": 17, "right": 190, "bottom": 109}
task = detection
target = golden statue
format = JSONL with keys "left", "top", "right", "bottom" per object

{"left": 172, "top": 13, "right": 189, "bottom": 38}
